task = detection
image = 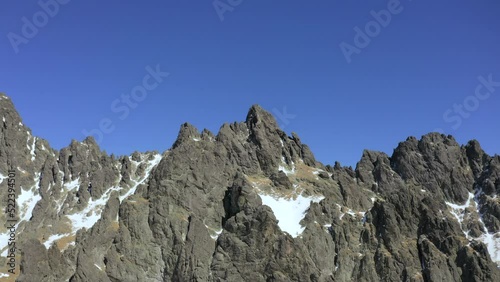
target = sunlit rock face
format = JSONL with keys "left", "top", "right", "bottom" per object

{"left": 1, "top": 94, "right": 499, "bottom": 281}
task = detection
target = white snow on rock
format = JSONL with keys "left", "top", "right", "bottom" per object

{"left": 473, "top": 190, "right": 500, "bottom": 264}
{"left": 0, "top": 172, "right": 6, "bottom": 184}
{"left": 29, "top": 136, "right": 36, "bottom": 161}
{"left": 278, "top": 157, "right": 296, "bottom": 176}
{"left": 67, "top": 186, "right": 120, "bottom": 232}
{"left": 477, "top": 231, "right": 500, "bottom": 263}
{"left": 445, "top": 192, "right": 474, "bottom": 237}
{"left": 63, "top": 177, "right": 80, "bottom": 192}
{"left": 257, "top": 186, "right": 324, "bottom": 238}
{"left": 43, "top": 233, "right": 71, "bottom": 249}
{"left": 129, "top": 157, "right": 141, "bottom": 169}
{"left": 311, "top": 168, "right": 332, "bottom": 178}
{"left": 64, "top": 153, "right": 162, "bottom": 237}
{"left": 446, "top": 193, "right": 474, "bottom": 211}
{"left": 18, "top": 176, "right": 42, "bottom": 222}
{"left": 192, "top": 137, "right": 201, "bottom": 142}
{"left": 323, "top": 224, "right": 332, "bottom": 233}
{"left": 336, "top": 204, "right": 367, "bottom": 222}
{"left": 0, "top": 174, "right": 42, "bottom": 255}
{"left": 205, "top": 225, "right": 223, "bottom": 240}
{"left": 0, "top": 232, "right": 10, "bottom": 257}
{"left": 119, "top": 153, "right": 162, "bottom": 202}
{"left": 446, "top": 191, "right": 500, "bottom": 264}
{"left": 212, "top": 229, "right": 223, "bottom": 240}
{"left": 0, "top": 273, "right": 9, "bottom": 278}
{"left": 346, "top": 210, "right": 357, "bottom": 217}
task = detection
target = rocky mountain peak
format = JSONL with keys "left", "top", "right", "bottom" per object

{"left": 0, "top": 94, "right": 499, "bottom": 281}
{"left": 245, "top": 104, "right": 280, "bottom": 130}
{"left": 172, "top": 122, "right": 201, "bottom": 149}
{"left": 1, "top": 94, "right": 27, "bottom": 136}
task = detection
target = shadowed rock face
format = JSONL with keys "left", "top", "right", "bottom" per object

{"left": 1, "top": 94, "right": 500, "bottom": 281}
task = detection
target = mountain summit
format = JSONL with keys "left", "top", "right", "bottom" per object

{"left": 1, "top": 94, "right": 499, "bottom": 281}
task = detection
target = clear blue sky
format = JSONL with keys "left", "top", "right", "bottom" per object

{"left": 1, "top": 0, "right": 499, "bottom": 167}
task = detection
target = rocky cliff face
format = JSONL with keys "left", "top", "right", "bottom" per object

{"left": 1, "top": 93, "right": 500, "bottom": 281}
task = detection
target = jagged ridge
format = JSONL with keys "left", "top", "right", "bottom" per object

{"left": 0, "top": 94, "right": 499, "bottom": 281}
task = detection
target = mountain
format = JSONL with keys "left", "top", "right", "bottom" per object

{"left": 1, "top": 93, "right": 500, "bottom": 282}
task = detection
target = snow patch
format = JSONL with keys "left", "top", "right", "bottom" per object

{"left": 258, "top": 189, "right": 324, "bottom": 238}
{"left": 473, "top": 190, "right": 500, "bottom": 264}
{"left": 193, "top": 137, "right": 201, "bottom": 142}
{"left": 278, "top": 157, "right": 296, "bottom": 176}
{"left": 447, "top": 192, "right": 500, "bottom": 264}
{"left": 59, "top": 153, "right": 162, "bottom": 245}
{"left": 211, "top": 229, "right": 223, "bottom": 240}
{"left": 0, "top": 174, "right": 42, "bottom": 257}
{"left": 63, "top": 178, "right": 80, "bottom": 192}
{"left": 119, "top": 153, "right": 162, "bottom": 202}
{"left": 17, "top": 167, "right": 27, "bottom": 174}
{"left": 336, "top": 204, "right": 368, "bottom": 222}
{"left": 323, "top": 224, "right": 332, "bottom": 233}
{"left": 67, "top": 186, "right": 120, "bottom": 231}
{"left": 0, "top": 172, "right": 6, "bottom": 184}
{"left": 205, "top": 225, "right": 223, "bottom": 240}
{"left": 129, "top": 157, "right": 141, "bottom": 169}
{"left": 0, "top": 232, "right": 10, "bottom": 257}
{"left": 18, "top": 179, "right": 42, "bottom": 222}
{"left": 445, "top": 192, "right": 474, "bottom": 234}
{"left": 311, "top": 168, "right": 332, "bottom": 178}
{"left": 43, "top": 233, "right": 71, "bottom": 249}
{"left": 478, "top": 232, "right": 500, "bottom": 263}
{"left": 0, "top": 273, "right": 9, "bottom": 278}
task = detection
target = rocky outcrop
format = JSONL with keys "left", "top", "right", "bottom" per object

{"left": 1, "top": 93, "right": 499, "bottom": 281}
